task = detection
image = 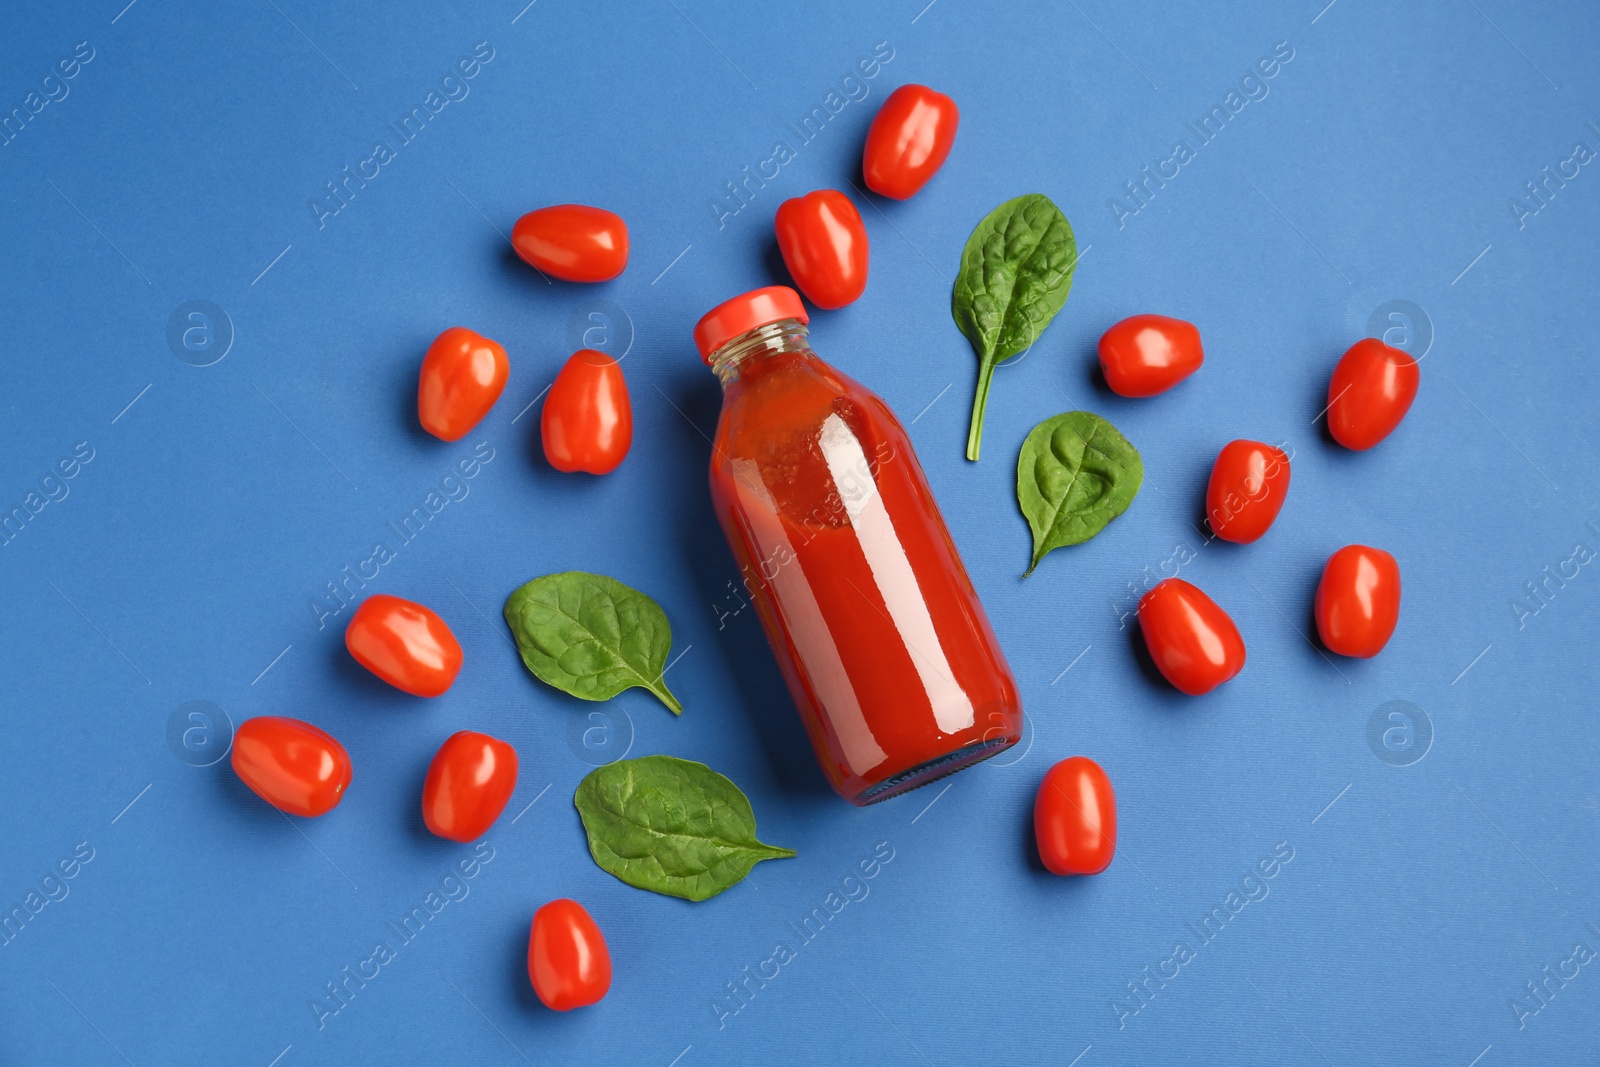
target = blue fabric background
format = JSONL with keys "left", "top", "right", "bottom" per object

{"left": 1, "top": 1, "right": 1596, "bottom": 1063}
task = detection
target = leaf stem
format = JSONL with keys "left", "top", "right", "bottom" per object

{"left": 650, "top": 679, "right": 684, "bottom": 715}
{"left": 966, "top": 361, "right": 995, "bottom": 461}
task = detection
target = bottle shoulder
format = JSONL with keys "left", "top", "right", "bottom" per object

{"left": 712, "top": 352, "right": 893, "bottom": 459}
{"left": 709, "top": 351, "right": 913, "bottom": 527}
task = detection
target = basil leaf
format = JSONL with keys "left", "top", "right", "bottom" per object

{"left": 1017, "top": 411, "right": 1143, "bottom": 576}
{"left": 952, "top": 194, "right": 1078, "bottom": 461}
{"left": 574, "top": 755, "right": 796, "bottom": 901}
{"left": 504, "top": 572, "right": 683, "bottom": 714}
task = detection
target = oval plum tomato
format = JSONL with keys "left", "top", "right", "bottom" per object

{"left": 417, "top": 327, "right": 509, "bottom": 441}
{"left": 512, "top": 205, "right": 629, "bottom": 283}
{"left": 1137, "top": 578, "right": 1246, "bottom": 696}
{"left": 344, "top": 594, "right": 463, "bottom": 697}
{"left": 1315, "top": 544, "right": 1401, "bottom": 658}
{"left": 232, "top": 717, "right": 352, "bottom": 817}
{"left": 422, "top": 731, "right": 519, "bottom": 842}
{"left": 862, "top": 84, "right": 959, "bottom": 200}
{"left": 542, "top": 349, "right": 633, "bottom": 474}
{"left": 528, "top": 899, "right": 612, "bottom": 1011}
{"left": 1098, "top": 314, "right": 1203, "bottom": 397}
{"left": 1034, "top": 756, "right": 1116, "bottom": 876}
{"left": 774, "top": 190, "right": 869, "bottom": 310}
{"left": 1326, "top": 338, "right": 1419, "bottom": 450}
{"left": 1206, "top": 439, "right": 1292, "bottom": 544}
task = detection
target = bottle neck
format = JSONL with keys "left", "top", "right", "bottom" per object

{"left": 707, "top": 318, "right": 812, "bottom": 386}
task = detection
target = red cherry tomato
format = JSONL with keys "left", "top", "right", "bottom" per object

{"left": 1138, "top": 578, "right": 1246, "bottom": 695}
{"left": 862, "top": 84, "right": 959, "bottom": 200}
{"left": 1315, "top": 544, "right": 1401, "bottom": 658}
{"left": 1098, "top": 314, "right": 1203, "bottom": 397}
{"left": 1206, "top": 439, "right": 1292, "bottom": 544}
{"left": 417, "top": 327, "right": 509, "bottom": 441}
{"left": 344, "top": 594, "right": 463, "bottom": 697}
{"left": 422, "top": 731, "right": 519, "bottom": 842}
{"left": 774, "top": 190, "right": 870, "bottom": 309}
{"left": 542, "top": 349, "right": 633, "bottom": 474}
{"left": 232, "top": 716, "right": 352, "bottom": 818}
{"left": 512, "top": 205, "right": 629, "bottom": 283}
{"left": 1034, "top": 756, "right": 1116, "bottom": 876}
{"left": 1326, "top": 338, "right": 1419, "bottom": 450}
{"left": 528, "top": 899, "right": 612, "bottom": 1011}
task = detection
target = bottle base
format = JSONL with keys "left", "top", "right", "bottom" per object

{"left": 852, "top": 734, "right": 1018, "bottom": 806}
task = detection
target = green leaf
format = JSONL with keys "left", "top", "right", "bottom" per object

{"left": 574, "top": 755, "right": 796, "bottom": 901}
{"left": 503, "top": 572, "right": 683, "bottom": 714}
{"left": 1017, "top": 411, "right": 1143, "bottom": 576}
{"left": 952, "top": 194, "right": 1078, "bottom": 461}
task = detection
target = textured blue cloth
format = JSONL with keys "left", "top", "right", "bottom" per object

{"left": 1, "top": 1, "right": 1596, "bottom": 1063}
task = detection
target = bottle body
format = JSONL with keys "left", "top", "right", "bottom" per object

{"left": 708, "top": 321, "right": 1020, "bottom": 804}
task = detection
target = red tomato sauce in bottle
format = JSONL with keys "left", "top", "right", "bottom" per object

{"left": 695, "top": 287, "right": 1021, "bottom": 805}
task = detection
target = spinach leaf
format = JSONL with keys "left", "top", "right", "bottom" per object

{"left": 574, "top": 755, "right": 796, "bottom": 901}
{"left": 1017, "top": 411, "right": 1142, "bottom": 576}
{"left": 504, "top": 572, "right": 683, "bottom": 713}
{"left": 952, "top": 194, "right": 1078, "bottom": 461}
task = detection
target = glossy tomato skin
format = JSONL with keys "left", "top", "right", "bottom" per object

{"left": 1034, "top": 756, "right": 1116, "bottom": 875}
{"left": 417, "top": 327, "right": 509, "bottom": 441}
{"left": 774, "top": 190, "right": 869, "bottom": 309}
{"left": 422, "top": 731, "right": 519, "bottom": 842}
{"left": 1098, "top": 314, "right": 1204, "bottom": 397}
{"left": 862, "top": 84, "right": 959, "bottom": 199}
{"left": 528, "top": 899, "right": 612, "bottom": 1011}
{"left": 1206, "top": 440, "right": 1292, "bottom": 544}
{"left": 232, "top": 717, "right": 352, "bottom": 818}
{"left": 1315, "top": 545, "right": 1401, "bottom": 658}
{"left": 1327, "top": 338, "right": 1419, "bottom": 450}
{"left": 344, "top": 594, "right": 463, "bottom": 697}
{"left": 512, "top": 205, "right": 629, "bottom": 283}
{"left": 1138, "top": 578, "right": 1246, "bottom": 696}
{"left": 542, "top": 350, "right": 633, "bottom": 474}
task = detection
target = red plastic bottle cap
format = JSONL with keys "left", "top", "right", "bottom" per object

{"left": 693, "top": 286, "right": 809, "bottom": 363}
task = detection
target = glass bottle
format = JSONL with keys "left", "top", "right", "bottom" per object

{"left": 695, "top": 286, "right": 1022, "bottom": 805}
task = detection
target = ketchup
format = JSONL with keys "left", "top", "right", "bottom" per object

{"left": 695, "top": 287, "right": 1021, "bottom": 805}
